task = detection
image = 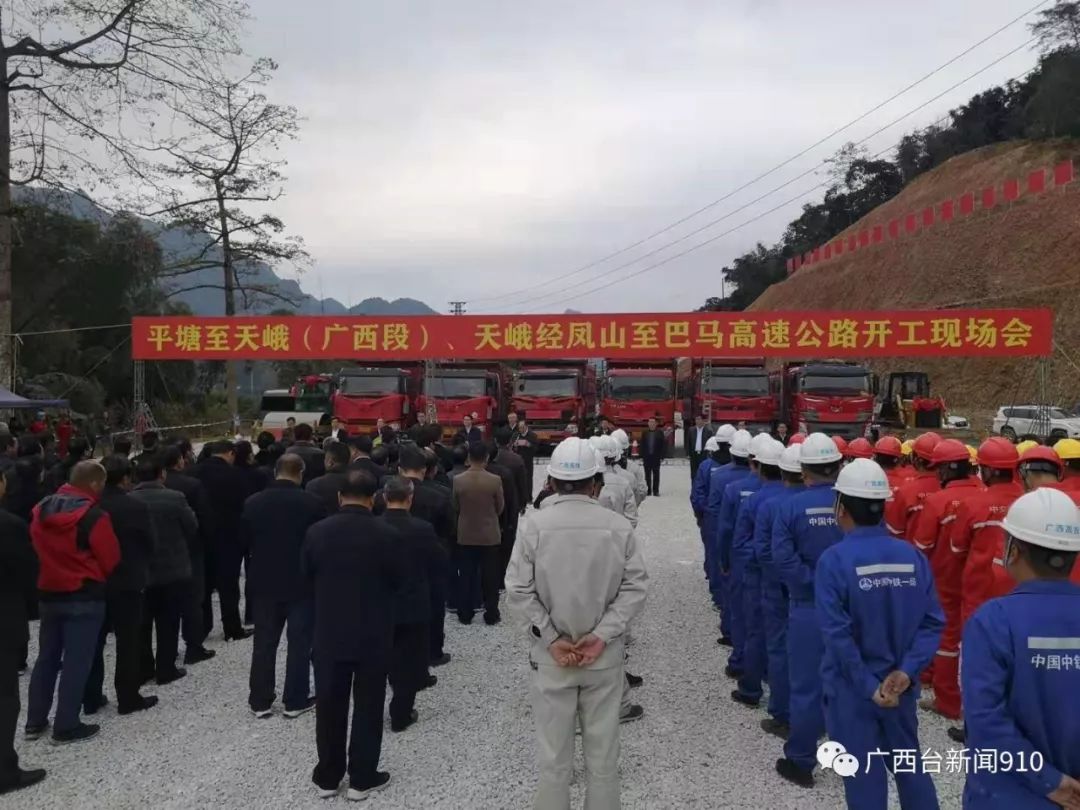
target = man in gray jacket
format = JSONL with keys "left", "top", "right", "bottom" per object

{"left": 505, "top": 437, "right": 648, "bottom": 810}
{"left": 130, "top": 457, "right": 198, "bottom": 685}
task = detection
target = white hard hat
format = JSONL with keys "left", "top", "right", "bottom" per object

{"left": 715, "top": 424, "right": 736, "bottom": 444}
{"left": 749, "top": 432, "right": 774, "bottom": 459}
{"left": 800, "top": 432, "right": 843, "bottom": 465}
{"left": 1003, "top": 488, "right": 1080, "bottom": 552}
{"left": 834, "top": 458, "right": 891, "bottom": 500}
{"left": 600, "top": 435, "right": 620, "bottom": 460}
{"left": 705, "top": 437, "right": 720, "bottom": 452}
{"left": 779, "top": 444, "right": 803, "bottom": 473}
{"left": 593, "top": 448, "right": 607, "bottom": 471}
{"left": 729, "top": 429, "right": 753, "bottom": 459}
{"left": 755, "top": 438, "right": 784, "bottom": 467}
{"left": 547, "top": 437, "right": 601, "bottom": 481}
{"left": 610, "top": 428, "right": 630, "bottom": 451}
{"left": 588, "top": 436, "right": 605, "bottom": 452}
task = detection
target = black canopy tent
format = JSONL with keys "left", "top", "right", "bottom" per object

{"left": 0, "top": 384, "right": 67, "bottom": 409}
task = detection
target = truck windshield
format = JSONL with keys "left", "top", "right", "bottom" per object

{"left": 608, "top": 376, "right": 672, "bottom": 401}
{"left": 801, "top": 373, "right": 871, "bottom": 395}
{"left": 259, "top": 395, "right": 295, "bottom": 412}
{"left": 429, "top": 376, "right": 487, "bottom": 398}
{"left": 705, "top": 375, "right": 769, "bottom": 396}
{"left": 517, "top": 375, "right": 577, "bottom": 397}
{"left": 338, "top": 374, "right": 404, "bottom": 395}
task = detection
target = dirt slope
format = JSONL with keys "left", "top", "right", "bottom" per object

{"left": 751, "top": 139, "right": 1080, "bottom": 420}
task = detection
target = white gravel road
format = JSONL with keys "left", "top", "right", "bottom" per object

{"left": 12, "top": 462, "right": 968, "bottom": 809}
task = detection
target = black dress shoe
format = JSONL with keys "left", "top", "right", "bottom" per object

{"left": 184, "top": 647, "right": 216, "bottom": 665}
{"left": 724, "top": 665, "right": 743, "bottom": 679}
{"left": 118, "top": 695, "right": 159, "bottom": 716}
{"left": 717, "top": 636, "right": 733, "bottom": 647}
{"left": 0, "top": 767, "right": 47, "bottom": 794}
{"left": 457, "top": 614, "right": 473, "bottom": 626}
{"left": 483, "top": 613, "right": 501, "bottom": 626}
{"left": 156, "top": 667, "right": 187, "bottom": 686}
{"left": 775, "top": 758, "right": 814, "bottom": 788}
{"left": 730, "top": 689, "right": 760, "bottom": 708}
{"left": 418, "top": 674, "right": 437, "bottom": 691}
{"left": 760, "top": 717, "right": 790, "bottom": 740}
{"left": 224, "top": 628, "right": 254, "bottom": 641}
{"left": 430, "top": 653, "right": 452, "bottom": 667}
{"left": 390, "top": 710, "right": 418, "bottom": 733}
{"left": 625, "top": 673, "right": 644, "bottom": 688}
{"left": 947, "top": 726, "right": 966, "bottom": 744}
{"left": 83, "top": 695, "right": 109, "bottom": 715}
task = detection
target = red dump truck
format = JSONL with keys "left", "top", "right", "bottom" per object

{"left": 509, "top": 361, "right": 597, "bottom": 447}
{"left": 689, "top": 359, "right": 776, "bottom": 432}
{"left": 601, "top": 360, "right": 678, "bottom": 434}
{"left": 774, "top": 361, "right": 875, "bottom": 439}
{"left": 332, "top": 364, "right": 419, "bottom": 433}
{"left": 416, "top": 363, "right": 506, "bottom": 441}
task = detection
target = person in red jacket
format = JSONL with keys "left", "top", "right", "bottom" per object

{"left": 874, "top": 436, "right": 913, "bottom": 495}
{"left": 25, "top": 461, "right": 120, "bottom": 745}
{"left": 884, "top": 432, "right": 941, "bottom": 541}
{"left": 1015, "top": 445, "right": 1080, "bottom": 586}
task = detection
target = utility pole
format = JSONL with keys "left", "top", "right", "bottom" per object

{"left": 448, "top": 301, "right": 466, "bottom": 316}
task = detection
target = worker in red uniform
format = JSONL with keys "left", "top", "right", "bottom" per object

{"left": 844, "top": 437, "right": 873, "bottom": 461}
{"left": 1015, "top": 445, "right": 1080, "bottom": 589}
{"left": 939, "top": 437, "right": 1022, "bottom": 742}
{"left": 884, "top": 432, "right": 941, "bottom": 542}
{"left": 1053, "top": 439, "right": 1080, "bottom": 492}
{"left": 874, "top": 436, "right": 912, "bottom": 494}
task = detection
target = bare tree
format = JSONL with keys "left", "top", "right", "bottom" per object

{"left": 0, "top": 0, "right": 248, "bottom": 385}
{"left": 1031, "top": 1, "right": 1080, "bottom": 53}
{"left": 145, "top": 56, "right": 306, "bottom": 421}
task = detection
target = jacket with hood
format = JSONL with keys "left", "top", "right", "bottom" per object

{"left": 31, "top": 483, "right": 121, "bottom": 600}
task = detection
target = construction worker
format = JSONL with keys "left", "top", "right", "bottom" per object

{"left": 833, "top": 436, "right": 849, "bottom": 460}
{"left": 1015, "top": 439, "right": 1039, "bottom": 457}
{"left": 786, "top": 433, "right": 806, "bottom": 447}
{"left": 731, "top": 438, "right": 786, "bottom": 708}
{"left": 874, "top": 436, "right": 912, "bottom": 493}
{"left": 771, "top": 433, "right": 844, "bottom": 788}
{"left": 816, "top": 458, "right": 944, "bottom": 810}
{"left": 909, "top": 439, "right": 982, "bottom": 719}
{"left": 589, "top": 437, "right": 638, "bottom": 529}
{"left": 757, "top": 444, "right": 805, "bottom": 739}
{"left": 944, "top": 437, "right": 1021, "bottom": 743}
{"left": 610, "top": 429, "right": 646, "bottom": 506}
{"left": 1053, "top": 438, "right": 1080, "bottom": 492}
{"left": 717, "top": 433, "right": 771, "bottom": 676}
{"left": 704, "top": 430, "right": 752, "bottom": 627}
{"left": 961, "top": 488, "right": 1080, "bottom": 809}
{"left": 505, "top": 437, "right": 648, "bottom": 810}
{"left": 844, "top": 437, "right": 874, "bottom": 461}
{"left": 885, "top": 432, "right": 942, "bottom": 541}
{"left": 691, "top": 428, "right": 732, "bottom": 523}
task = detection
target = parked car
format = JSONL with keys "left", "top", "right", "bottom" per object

{"left": 992, "top": 405, "right": 1080, "bottom": 442}
{"left": 944, "top": 414, "right": 970, "bottom": 430}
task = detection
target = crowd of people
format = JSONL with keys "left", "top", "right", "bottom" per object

{"left": 690, "top": 422, "right": 1080, "bottom": 809}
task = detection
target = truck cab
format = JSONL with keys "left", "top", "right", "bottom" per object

{"left": 510, "top": 362, "right": 597, "bottom": 447}
{"left": 332, "top": 366, "right": 417, "bottom": 433}
{"left": 418, "top": 365, "right": 505, "bottom": 441}
{"left": 691, "top": 359, "right": 775, "bottom": 432}
{"left": 776, "top": 361, "right": 875, "bottom": 439}
{"left": 602, "top": 361, "right": 677, "bottom": 436}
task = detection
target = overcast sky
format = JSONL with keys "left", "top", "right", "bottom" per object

{"left": 246, "top": 0, "right": 1044, "bottom": 314}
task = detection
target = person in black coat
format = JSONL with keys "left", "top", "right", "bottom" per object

{"left": 83, "top": 456, "right": 159, "bottom": 716}
{"left": 511, "top": 418, "right": 538, "bottom": 500}
{"left": 190, "top": 440, "right": 254, "bottom": 640}
{"left": 687, "top": 414, "right": 714, "bottom": 480}
{"left": 639, "top": 416, "right": 668, "bottom": 496}
{"left": 10, "top": 436, "right": 44, "bottom": 523}
{"left": 306, "top": 442, "right": 351, "bottom": 516}
{"left": 453, "top": 415, "right": 482, "bottom": 446}
{"left": 380, "top": 477, "right": 447, "bottom": 732}
{"left": 162, "top": 446, "right": 216, "bottom": 664}
{"left": 243, "top": 454, "right": 325, "bottom": 718}
{"left": 347, "top": 435, "right": 387, "bottom": 485}
{"left": 287, "top": 424, "right": 325, "bottom": 486}
{"left": 301, "top": 469, "right": 403, "bottom": 800}
{"left": 0, "top": 470, "right": 45, "bottom": 795}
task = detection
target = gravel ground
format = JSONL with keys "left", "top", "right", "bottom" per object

{"left": 12, "top": 462, "right": 968, "bottom": 809}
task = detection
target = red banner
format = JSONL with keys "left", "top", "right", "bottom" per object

{"left": 131, "top": 309, "right": 1053, "bottom": 361}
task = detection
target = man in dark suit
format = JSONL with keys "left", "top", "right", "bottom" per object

{"left": 493, "top": 428, "right": 526, "bottom": 577}
{"left": 162, "top": 446, "right": 215, "bottom": 664}
{"left": 243, "top": 454, "right": 325, "bottom": 719}
{"left": 687, "top": 414, "right": 714, "bottom": 480}
{"left": 380, "top": 477, "right": 446, "bottom": 732}
{"left": 190, "top": 441, "right": 254, "bottom": 641}
{"left": 328, "top": 417, "right": 349, "bottom": 444}
{"left": 511, "top": 418, "right": 538, "bottom": 500}
{"left": 306, "top": 442, "right": 351, "bottom": 515}
{"left": 0, "top": 470, "right": 45, "bottom": 794}
{"left": 287, "top": 423, "right": 325, "bottom": 485}
{"left": 84, "top": 456, "right": 158, "bottom": 716}
{"left": 302, "top": 470, "right": 403, "bottom": 801}
{"left": 451, "top": 443, "right": 504, "bottom": 625}
{"left": 640, "top": 417, "right": 668, "bottom": 497}
{"left": 454, "top": 415, "right": 482, "bottom": 446}
{"left": 347, "top": 435, "right": 387, "bottom": 486}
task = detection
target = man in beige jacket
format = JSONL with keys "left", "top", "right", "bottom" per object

{"left": 506, "top": 437, "right": 648, "bottom": 810}
{"left": 452, "top": 442, "right": 504, "bottom": 625}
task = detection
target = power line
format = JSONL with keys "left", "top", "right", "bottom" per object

{"left": 5, "top": 322, "right": 130, "bottom": 337}
{"left": 467, "top": 0, "right": 1048, "bottom": 309}
{"left": 514, "top": 40, "right": 1037, "bottom": 312}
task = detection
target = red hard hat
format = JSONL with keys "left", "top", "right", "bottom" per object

{"left": 846, "top": 437, "right": 874, "bottom": 459}
{"left": 1020, "top": 445, "right": 1064, "bottom": 471}
{"left": 932, "top": 438, "right": 970, "bottom": 466}
{"left": 976, "top": 437, "right": 1019, "bottom": 470}
{"left": 874, "top": 436, "right": 903, "bottom": 458}
{"left": 788, "top": 433, "right": 806, "bottom": 445}
{"left": 912, "top": 432, "right": 942, "bottom": 462}
{"left": 833, "top": 436, "right": 848, "bottom": 455}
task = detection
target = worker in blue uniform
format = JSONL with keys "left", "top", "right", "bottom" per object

{"left": 704, "top": 429, "right": 752, "bottom": 639}
{"left": 757, "top": 443, "right": 805, "bottom": 739}
{"left": 718, "top": 433, "right": 771, "bottom": 676}
{"left": 691, "top": 425, "right": 733, "bottom": 526}
{"left": 816, "top": 458, "right": 944, "bottom": 809}
{"left": 771, "top": 432, "right": 844, "bottom": 788}
{"left": 962, "top": 487, "right": 1080, "bottom": 810}
{"left": 732, "top": 437, "right": 787, "bottom": 706}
